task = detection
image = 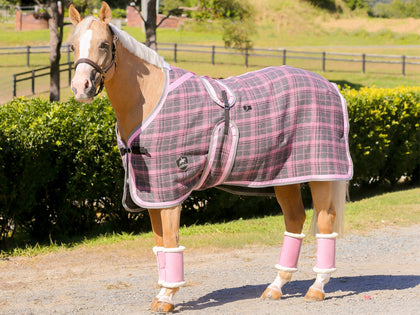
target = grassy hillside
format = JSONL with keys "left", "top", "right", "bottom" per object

{"left": 1, "top": 0, "right": 420, "bottom": 103}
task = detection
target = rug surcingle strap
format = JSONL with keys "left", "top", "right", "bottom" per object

{"left": 221, "top": 90, "right": 230, "bottom": 135}
{"left": 119, "top": 146, "right": 149, "bottom": 155}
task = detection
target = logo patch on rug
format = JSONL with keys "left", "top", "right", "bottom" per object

{"left": 176, "top": 156, "right": 189, "bottom": 171}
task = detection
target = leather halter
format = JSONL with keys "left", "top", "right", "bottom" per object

{"left": 74, "top": 30, "right": 118, "bottom": 96}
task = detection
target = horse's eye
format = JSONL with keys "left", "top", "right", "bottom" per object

{"left": 99, "top": 42, "right": 110, "bottom": 50}
{"left": 69, "top": 44, "right": 75, "bottom": 52}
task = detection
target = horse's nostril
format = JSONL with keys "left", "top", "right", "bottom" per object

{"left": 84, "top": 79, "right": 90, "bottom": 89}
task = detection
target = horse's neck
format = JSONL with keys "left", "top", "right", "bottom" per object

{"left": 105, "top": 44, "right": 165, "bottom": 143}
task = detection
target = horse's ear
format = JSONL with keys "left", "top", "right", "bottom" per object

{"left": 99, "top": 1, "right": 112, "bottom": 24}
{"left": 69, "top": 4, "right": 82, "bottom": 26}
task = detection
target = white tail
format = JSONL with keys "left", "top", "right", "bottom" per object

{"left": 310, "top": 181, "right": 347, "bottom": 236}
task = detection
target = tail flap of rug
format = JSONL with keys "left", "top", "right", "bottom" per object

{"left": 120, "top": 152, "right": 147, "bottom": 213}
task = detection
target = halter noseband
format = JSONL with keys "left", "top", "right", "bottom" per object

{"left": 74, "top": 31, "right": 118, "bottom": 96}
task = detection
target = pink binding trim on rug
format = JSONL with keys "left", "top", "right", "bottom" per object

{"left": 127, "top": 70, "right": 194, "bottom": 147}
{"left": 214, "top": 123, "right": 239, "bottom": 186}
{"left": 194, "top": 121, "right": 239, "bottom": 190}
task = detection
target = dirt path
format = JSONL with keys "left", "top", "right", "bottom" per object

{"left": 1, "top": 224, "right": 419, "bottom": 314}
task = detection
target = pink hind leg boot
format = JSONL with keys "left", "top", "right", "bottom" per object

{"left": 263, "top": 232, "right": 305, "bottom": 299}
{"left": 306, "top": 233, "right": 338, "bottom": 300}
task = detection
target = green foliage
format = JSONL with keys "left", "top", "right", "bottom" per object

{"left": 160, "top": 0, "right": 185, "bottom": 16}
{"left": 0, "top": 97, "right": 149, "bottom": 246}
{"left": 193, "top": 0, "right": 256, "bottom": 51}
{"left": 197, "top": 0, "right": 253, "bottom": 20}
{"left": 71, "top": 0, "right": 102, "bottom": 16}
{"left": 222, "top": 20, "right": 255, "bottom": 50}
{"left": 342, "top": 86, "right": 420, "bottom": 185}
{"left": 372, "top": 0, "right": 420, "bottom": 18}
{"left": 305, "top": 0, "right": 338, "bottom": 11}
{"left": 344, "top": 0, "right": 370, "bottom": 10}
{"left": 111, "top": 8, "right": 127, "bottom": 19}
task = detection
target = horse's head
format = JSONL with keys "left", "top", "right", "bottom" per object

{"left": 69, "top": 2, "right": 116, "bottom": 102}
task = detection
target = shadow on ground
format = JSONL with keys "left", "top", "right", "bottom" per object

{"left": 176, "top": 275, "right": 420, "bottom": 312}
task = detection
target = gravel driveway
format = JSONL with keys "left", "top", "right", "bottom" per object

{"left": 1, "top": 224, "right": 419, "bottom": 314}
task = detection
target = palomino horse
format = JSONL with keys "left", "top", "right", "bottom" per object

{"left": 69, "top": 2, "right": 352, "bottom": 313}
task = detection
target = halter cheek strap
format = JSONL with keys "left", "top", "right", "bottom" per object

{"left": 74, "top": 34, "right": 118, "bottom": 96}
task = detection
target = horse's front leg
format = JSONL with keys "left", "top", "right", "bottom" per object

{"left": 148, "top": 205, "right": 185, "bottom": 313}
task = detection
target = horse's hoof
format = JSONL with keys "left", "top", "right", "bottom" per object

{"left": 150, "top": 298, "right": 159, "bottom": 311}
{"left": 261, "top": 286, "right": 282, "bottom": 300}
{"left": 304, "top": 287, "right": 325, "bottom": 301}
{"left": 150, "top": 301, "right": 174, "bottom": 313}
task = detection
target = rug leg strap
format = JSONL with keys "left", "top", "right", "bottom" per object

{"left": 275, "top": 231, "right": 305, "bottom": 272}
{"left": 153, "top": 246, "right": 186, "bottom": 288}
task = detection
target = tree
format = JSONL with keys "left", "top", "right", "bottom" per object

{"left": 142, "top": 0, "right": 158, "bottom": 50}
{"left": 130, "top": 0, "right": 184, "bottom": 51}
{"left": 48, "top": 0, "right": 66, "bottom": 102}
{"left": 33, "top": 0, "right": 66, "bottom": 101}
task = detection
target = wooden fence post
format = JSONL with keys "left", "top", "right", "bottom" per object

{"left": 13, "top": 74, "right": 17, "bottom": 98}
{"left": 402, "top": 55, "right": 406, "bottom": 76}
{"left": 31, "top": 70, "right": 35, "bottom": 95}
{"left": 362, "top": 53, "right": 366, "bottom": 74}
{"left": 174, "top": 43, "right": 177, "bottom": 63}
{"left": 211, "top": 45, "right": 215, "bottom": 65}
{"left": 245, "top": 48, "right": 249, "bottom": 68}
{"left": 68, "top": 62, "right": 72, "bottom": 86}
{"left": 283, "top": 49, "right": 286, "bottom": 65}
{"left": 322, "top": 52, "right": 326, "bottom": 72}
{"left": 26, "top": 45, "right": 30, "bottom": 67}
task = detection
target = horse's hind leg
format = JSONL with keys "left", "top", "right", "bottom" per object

{"left": 261, "top": 184, "right": 306, "bottom": 300}
{"left": 305, "top": 181, "right": 337, "bottom": 301}
{"left": 148, "top": 205, "right": 184, "bottom": 313}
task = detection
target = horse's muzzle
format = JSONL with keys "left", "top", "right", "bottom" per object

{"left": 71, "top": 70, "right": 100, "bottom": 102}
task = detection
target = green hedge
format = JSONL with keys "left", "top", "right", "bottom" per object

{"left": 0, "top": 97, "right": 149, "bottom": 244}
{"left": 0, "top": 86, "right": 419, "bottom": 244}
{"left": 342, "top": 86, "right": 420, "bottom": 185}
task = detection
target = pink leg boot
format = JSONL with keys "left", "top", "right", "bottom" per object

{"left": 261, "top": 231, "right": 305, "bottom": 300}
{"left": 152, "top": 246, "right": 186, "bottom": 312}
{"left": 305, "top": 232, "right": 338, "bottom": 301}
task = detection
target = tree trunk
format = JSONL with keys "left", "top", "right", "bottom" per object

{"left": 49, "top": 0, "right": 64, "bottom": 102}
{"left": 144, "top": 0, "right": 158, "bottom": 51}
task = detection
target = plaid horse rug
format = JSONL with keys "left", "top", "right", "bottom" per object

{"left": 117, "top": 65, "right": 353, "bottom": 211}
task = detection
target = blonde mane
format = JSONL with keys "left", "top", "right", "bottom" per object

{"left": 109, "top": 23, "right": 167, "bottom": 69}
{"left": 72, "top": 16, "right": 167, "bottom": 69}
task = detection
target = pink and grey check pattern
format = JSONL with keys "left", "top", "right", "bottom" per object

{"left": 117, "top": 65, "right": 353, "bottom": 211}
